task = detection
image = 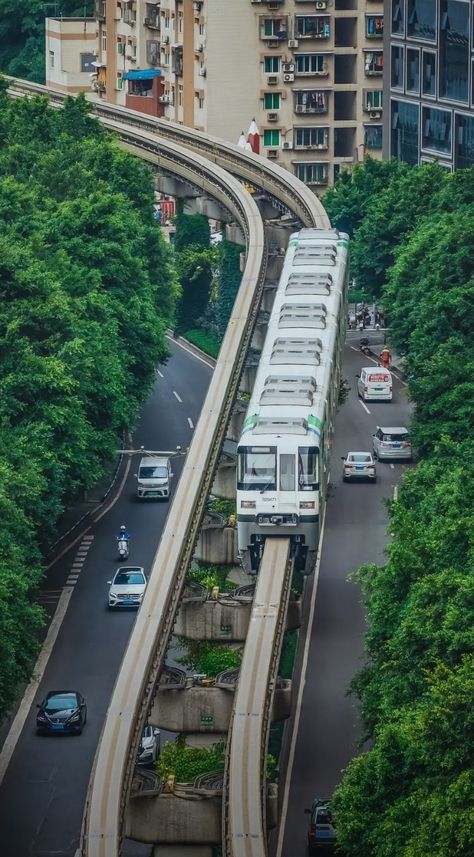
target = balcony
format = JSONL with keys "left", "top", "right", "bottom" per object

{"left": 96, "top": 0, "right": 106, "bottom": 21}
{"left": 294, "top": 58, "right": 329, "bottom": 78}
{"left": 294, "top": 90, "right": 329, "bottom": 114}
{"left": 294, "top": 162, "right": 329, "bottom": 186}
{"left": 295, "top": 16, "right": 330, "bottom": 39}
{"left": 144, "top": 4, "right": 161, "bottom": 30}
{"left": 364, "top": 51, "right": 383, "bottom": 76}
{"left": 366, "top": 14, "right": 383, "bottom": 39}
{"left": 294, "top": 128, "right": 329, "bottom": 150}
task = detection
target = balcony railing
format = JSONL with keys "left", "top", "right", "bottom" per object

{"left": 295, "top": 93, "right": 328, "bottom": 114}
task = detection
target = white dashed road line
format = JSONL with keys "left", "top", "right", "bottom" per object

{"left": 187, "top": 417, "right": 194, "bottom": 429}
{"left": 173, "top": 390, "right": 182, "bottom": 403}
{"left": 390, "top": 463, "right": 395, "bottom": 469}
{"left": 156, "top": 369, "right": 164, "bottom": 378}
{"left": 359, "top": 400, "right": 371, "bottom": 415}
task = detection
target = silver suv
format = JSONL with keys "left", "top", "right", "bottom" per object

{"left": 372, "top": 426, "right": 412, "bottom": 461}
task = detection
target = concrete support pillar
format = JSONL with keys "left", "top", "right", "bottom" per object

{"left": 184, "top": 196, "right": 230, "bottom": 222}
{"left": 150, "top": 686, "right": 234, "bottom": 733}
{"left": 155, "top": 175, "right": 200, "bottom": 199}
{"left": 193, "top": 525, "right": 238, "bottom": 565}
{"left": 174, "top": 597, "right": 252, "bottom": 642}
{"left": 225, "top": 223, "right": 245, "bottom": 245}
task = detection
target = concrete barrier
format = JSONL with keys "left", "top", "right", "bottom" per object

{"left": 176, "top": 595, "right": 301, "bottom": 641}
{"left": 194, "top": 525, "right": 238, "bottom": 565}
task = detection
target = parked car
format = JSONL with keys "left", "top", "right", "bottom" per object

{"left": 36, "top": 690, "right": 87, "bottom": 734}
{"left": 372, "top": 426, "right": 412, "bottom": 461}
{"left": 108, "top": 566, "right": 147, "bottom": 609}
{"left": 341, "top": 451, "right": 376, "bottom": 482}
{"left": 137, "top": 725, "right": 160, "bottom": 766}
{"left": 305, "top": 798, "right": 336, "bottom": 853}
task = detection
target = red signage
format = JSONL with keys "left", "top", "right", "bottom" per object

{"left": 368, "top": 373, "right": 390, "bottom": 382}
{"left": 159, "top": 199, "right": 175, "bottom": 219}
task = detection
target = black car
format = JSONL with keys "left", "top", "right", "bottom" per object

{"left": 305, "top": 798, "right": 336, "bottom": 853}
{"left": 36, "top": 690, "right": 87, "bottom": 734}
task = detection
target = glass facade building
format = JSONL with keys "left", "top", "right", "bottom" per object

{"left": 384, "top": 0, "right": 474, "bottom": 169}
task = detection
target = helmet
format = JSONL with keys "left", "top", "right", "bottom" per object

{"left": 120, "top": 525, "right": 126, "bottom": 532}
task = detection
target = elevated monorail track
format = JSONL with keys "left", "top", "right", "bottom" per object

{"left": 4, "top": 77, "right": 330, "bottom": 857}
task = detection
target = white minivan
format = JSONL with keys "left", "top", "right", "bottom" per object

{"left": 357, "top": 367, "right": 392, "bottom": 402}
{"left": 136, "top": 456, "right": 173, "bottom": 500}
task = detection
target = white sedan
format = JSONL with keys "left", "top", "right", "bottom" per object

{"left": 342, "top": 452, "right": 376, "bottom": 482}
{"left": 107, "top": 566, "right": 147, "bottom": 609}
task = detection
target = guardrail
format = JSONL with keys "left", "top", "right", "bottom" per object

{"left": 223, "top": 538, "right": 293, "bottom": 857}
{"left": 4, "top": 77, "right": 328, "bottom": 857}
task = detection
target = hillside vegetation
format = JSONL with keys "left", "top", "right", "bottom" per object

{"left": 323, "top": 161, "right": 474, "bottom": 856}
{"left": 0, "top": 85, "right": 177, "bottom": 715}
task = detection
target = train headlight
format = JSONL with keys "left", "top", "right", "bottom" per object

{"left": 299, "top": 501, "right": 315, "bottom": 509}
{"left": 241, "top": 500, "right": 256, "bottom": 509}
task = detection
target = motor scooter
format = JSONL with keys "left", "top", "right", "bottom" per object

{"left": 360, "top": 337, "right": 370, "bottom": 356}
{"left": 117, "top": 537, "right": 130, "bottom": 560}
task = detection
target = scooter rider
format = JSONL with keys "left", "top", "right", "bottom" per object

{"left": 117, "top": 525, "right": 130, "bottom": 542}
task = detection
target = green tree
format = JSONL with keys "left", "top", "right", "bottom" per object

{"left": 158, "top": 738, "right": 225, "bottom": 782}
{"left": 215, "top": 240, "right": 244, "bottom": 339}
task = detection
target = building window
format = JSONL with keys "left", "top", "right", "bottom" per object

{"left": 178, "top": 84, "right": 183, "bottom": 107}
{"left": 264, "top": 56, "right": 281, "bottom": 73}
{"left": 422, "top": 105, "right": 452, "bottom": 154}
{"left": 295, "top": 90, "right": 329, "bottom": 113}
{"left": 178, "top": 10, "right": 183, "bottom": 33}
{"left": 406, "top": 48, "right": 420, "bottom": 93}
{"left": 295, "top": 162, "right": 328, "bottom": 186}
{"left": 49, "top": 50, "right": 55, "bottom": 68}
{"left": 407, "top": 0, "right": 436, "bottom": 41}
{"left": 366, "top": 90, "right": 383, "bottom": 110}
{"left": 102, "top": 33, "right": 107, "bottom": 51}
{"left": 264, "top": 92, "right": 281, "bottom": 109}
{"left": 147, "top": 40, "right": 159, "bottom": 65}
{"left": 80, "top": 52, "right": 96, "bottom": 72}
{"left": 392, "top": 0, "right": 405, "bottom": 36}
{"left": 128, "top": 79, "right": 153, "bottom": 97}
{"left": 198, "top": 96, "right": 204, "bottom": 109}
{"left": 364, "top": 124, "right": 383, "bottom": 149}
{"left": 364, "top": 51, "right": 383, "bottom": 75}
{"left": 439, "top": 0, "right": 469, "bottom": 103}
{"left": 263, "top": 129, "right": 281, "bottom": 146}
{"left": 422, "top": 50, "right": 436, "bottom": 96}
{"left": 117, "top": 39, "right": 125, "bottom": 55}
{"left": 455, "top": 113, "right": 474, "bottom": 168}
{"left": 261, "top": 17, "right": 288, "bottom": 39}
{"left": 366, "top": 15, "right": 384, "bottom": 38}
{"left": 294, "top": 127, "right": 328, "bottom": 148}
{"left": 295, "top": 54, "right": 327, "bottom": 75}
{"left": 391, "top": 45, "right": 404, "bottom": 88}
{"left": 116, "top": 74, "right": 124, "bottom": 91}
{"left": 295, "top": 16, "right": 330, "bottom": 39}
{"left": 391, "top": 99, "right": 419, "bottom": 163}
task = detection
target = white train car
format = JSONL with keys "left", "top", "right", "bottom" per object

{"left": 237, "top": 228, "right": 349, "bottom": 573}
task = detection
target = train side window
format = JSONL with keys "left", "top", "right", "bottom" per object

{"left": 298, "top": 446, "right": 319, "bottom": 490}
{"left": 279, "top": 454, "right": 296, "bottom": 491}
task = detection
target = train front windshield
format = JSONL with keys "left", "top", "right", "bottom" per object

{"left": 237, "top": 445, "right": 319, "bottom": 492}
{"left": 237, "top": 446, "right": 277, "bottom": 491}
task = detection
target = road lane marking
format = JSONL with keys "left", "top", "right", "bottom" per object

{"left": 393, "top": 485, "right": 398, "bottom": 501}
{"left": 156, "top": 369, "right": 164, "bottom": 378}
{"left": 173, "top": 390, "right": 182, "bottom": 403}
{"left": 167, "top": 333, "right": 215, "bottom": 369}
{"left": 0, "top": 587, "right": 74, "bottom": 786}
{"left": 187, "top": 417, "right": 194, "bottom": 429}
{"left": 275, "top": 507, "right": 327, "bottom": 857}
{"left": 350, "top": 346, "right": 359, "bottom": 352}
{"left": 359, "top": 400, "right": 371, "bottom": 415}
{"left": 390, "top": 463, "right": 395, "bottom": 469}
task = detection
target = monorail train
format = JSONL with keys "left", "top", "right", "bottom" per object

{"left": 237, "top": 228, "right": 349, "bottom": 573}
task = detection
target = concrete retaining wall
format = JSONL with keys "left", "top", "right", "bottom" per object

{"left": 176, "top": 596, "right": 301, "bottom": 641}
{"left": 126, "top": 792, "right": 222, "bottom": 844}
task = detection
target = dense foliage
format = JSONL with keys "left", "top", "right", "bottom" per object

{"left": 326, "top": 160, "right": 474, "bottom": 856}
{"left": 177, "top": 640, "right": 243, "bottom": 677}
{"left": 158, "top": 737, "right": 225, "bottom": 783}
{"left": 0, "top": 1, "right": 94, "bottom": 83}
{"left": 215, "top": 240, "right": 244, "bottom": 339}
{"left": 0, "top": 90, "right": 177, "bottom": 715}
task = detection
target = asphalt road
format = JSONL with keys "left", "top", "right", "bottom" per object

{"left": 279, "top": 342, "right": 413, "bottom": 857}
{"left": 0, "top": 340, "right": 212, "bottom": 857}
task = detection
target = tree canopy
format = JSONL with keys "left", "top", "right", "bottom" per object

{"left": 326, "top": 160, "right": 474, "bottom": 856}
{"left": 0, "top": 88, "right": 177, "bottom": 715}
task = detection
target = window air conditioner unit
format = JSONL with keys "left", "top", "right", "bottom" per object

{"left": 268, "top": 40, "right": 279, "bottom": 48}
{"left": 282, "top": 141, "right": 293, "bottom": 150}
{"left": 267, "top": 111, "right": 278, "bottom": 121}
{"left": 315, "top": 0, "right": 327, "bottom": 9}
{"left": 267, "top": 75, "right": 278, "bottom": 85}
{"left": 282, "top": 62, "right": 295, "bottom": 72}
{"left": 199, "top": 67, "right": 207, "bottom": 76}
{"left": 288, "top": 39, "right": 298, "bottom": 49}
{"left": 295, "top": 104, "right": 304, "bottom": 112}
{"left": 251, "top": 0, "right": 262, "bottom": 3}
{"left": 283, "top": 73, "right": 295, "bottom": 82}
{"left": 193, "top": 1, "right": 202, "bottom": 10}
{"left": 370, "top": 110, "right": 382, "bottom": 119}
{"left": 267, "top": 149, "right": 279, "bottom": 159}
{"left": 159, "top": 95, "right": 171, "bottom": 104}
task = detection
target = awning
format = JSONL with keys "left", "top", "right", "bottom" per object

{"left": 91, "top": 60, "right": 106, "bottom": 68}
{"left": 122, "top": 69, "right": 162, "bottom": 80}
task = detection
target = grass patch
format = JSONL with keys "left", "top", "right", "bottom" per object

{"left": 183, "top": 328, "right": 221, "bottom": 358}
{"left": 187, "top": 562, "right": 236, "bottom": 593}
{"left": 208, "top": 497, "right": 237, "bottom": 520}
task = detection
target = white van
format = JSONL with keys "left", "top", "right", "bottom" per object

{"left": 136, "top": 456, "right": 173, "bottom": 501}
{"left": 357, "top": 367, "right": 392, "bottom": 402}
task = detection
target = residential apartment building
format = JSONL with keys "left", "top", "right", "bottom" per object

{"left": 46, "top": 16, "right": 97, "bottom": 92}
{"left": 384, "top": 0, "right": 474, "bottom": 169}
{"left": 95, "top": 0, "right": 165, "bottom": 115}
{"left": 95, "top": 0, "right": 384, "bottom": 189}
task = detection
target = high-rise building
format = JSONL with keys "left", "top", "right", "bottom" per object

{"left": 96, "top": 0, "right": 385, "bottom": 189}
{"left": 384, "top": 0, "right": 474, "bottom": 169}
{"left": 46, "top": 16, "right": 97, "bottom": 93}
